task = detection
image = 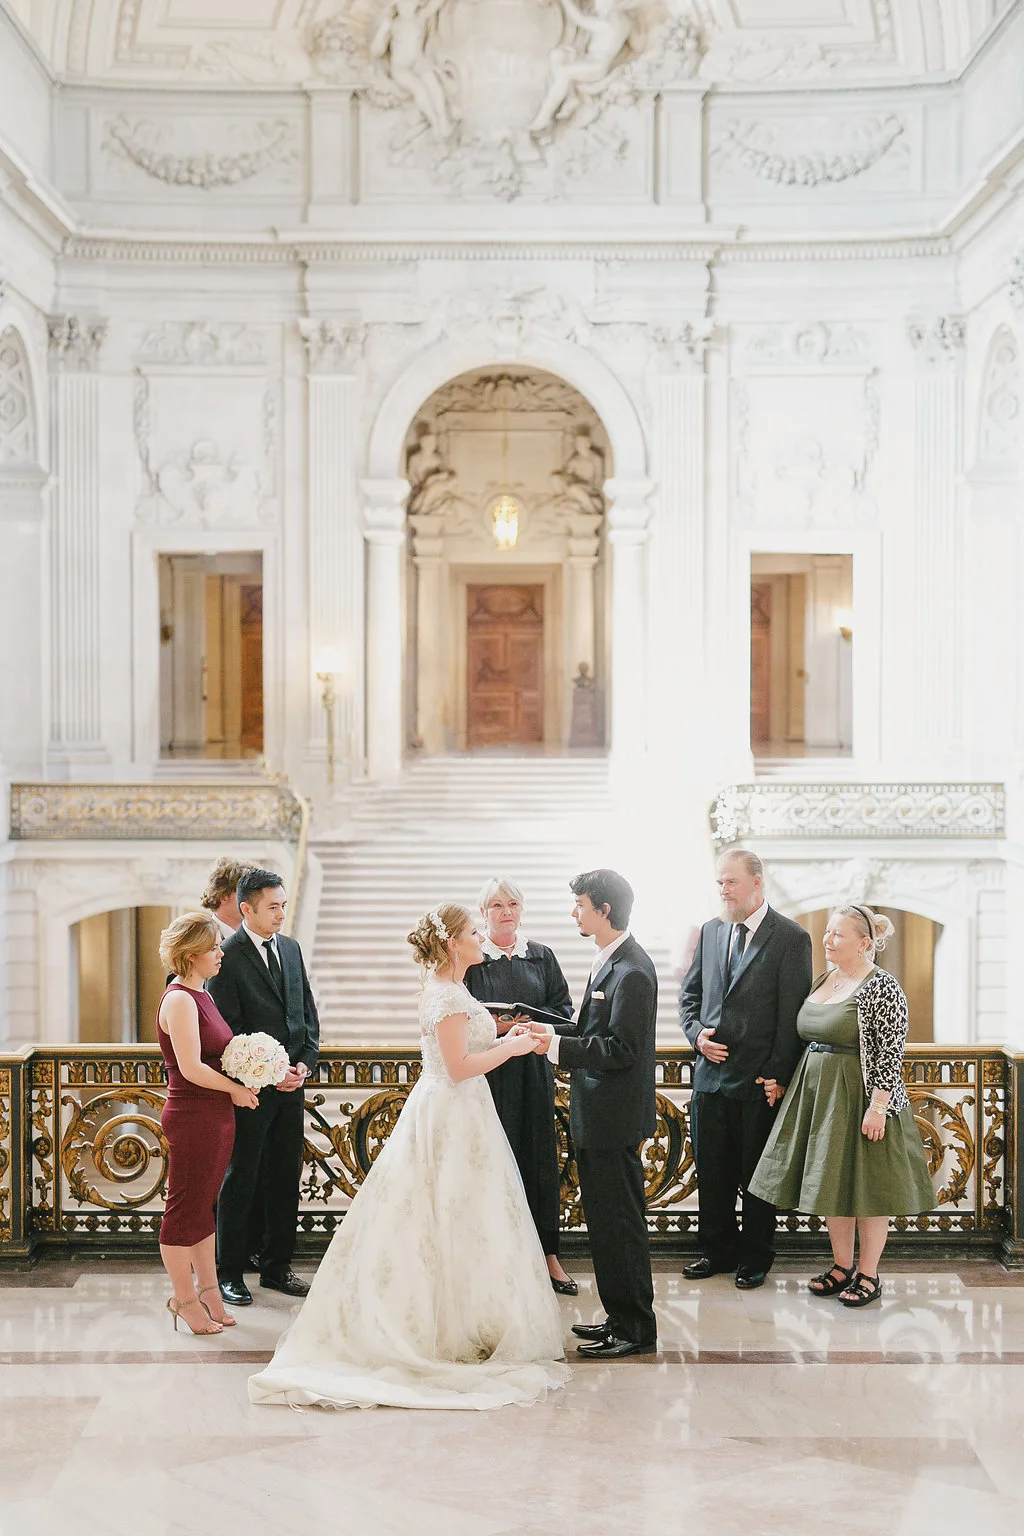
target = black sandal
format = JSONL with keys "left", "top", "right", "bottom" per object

{"left": 807, "top": 1263, "right": 855, "bottom": 1297}
{"left": 839, "top": 1272, "right": 882, "bottom": 1308}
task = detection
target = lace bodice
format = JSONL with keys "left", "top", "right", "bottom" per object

{"left": 419, "top": 980, "right": 496, "bottom": 1080}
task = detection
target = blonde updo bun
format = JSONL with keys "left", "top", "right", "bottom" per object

{"left": 833, "top": 904, "right": 894, "bottom": 953}
{"left": 407, "top": 902, "right": 470, "bottom": 971}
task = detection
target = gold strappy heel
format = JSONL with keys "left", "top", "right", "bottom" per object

{"left": 197, "top": 1284, "right": 236, "bottom": 1326}
{"left": 167, "top": 1296, "right": 223, "bottom": 1335}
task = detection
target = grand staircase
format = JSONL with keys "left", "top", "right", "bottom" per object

{"left": 309, "top": 755, "right": 682, "bottom": 1046}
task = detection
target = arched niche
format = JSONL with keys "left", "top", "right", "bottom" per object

{"left": 402, "top": 363, "right": 613, "bottom": 753}
{"left": 0, "top": 313, "right": 47, "bottom": 774}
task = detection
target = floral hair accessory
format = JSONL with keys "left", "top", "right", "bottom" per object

{"left": 428, "top": 910, "right": 450, "bottom": 943}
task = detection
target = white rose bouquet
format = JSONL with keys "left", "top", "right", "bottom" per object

{"left": 221, "top": 1032, "right": 290, "bottom": 1092}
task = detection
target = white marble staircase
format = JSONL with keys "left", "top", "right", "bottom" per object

{"left": 309, "top": 755, "right": 681, "bottom": 1046}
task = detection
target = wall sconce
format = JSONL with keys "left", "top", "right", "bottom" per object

{"left": 315, "top": 648, "right": 344, "bottom": 788}
{"left": 489, "top": 493, "right": 521, "bottom": 551}
{"left": 835, "top": 609, "right": 853, "bottom": 642}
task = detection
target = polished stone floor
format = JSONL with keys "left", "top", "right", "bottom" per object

{"left": 2, "top": 1257, "right": 1023, "bottom": 1536}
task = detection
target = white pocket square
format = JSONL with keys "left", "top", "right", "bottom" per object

{"left": 592, "top": 990, "right": 606, "bottom": 1000}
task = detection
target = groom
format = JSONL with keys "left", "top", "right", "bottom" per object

{"left": 532, "top": 869, "right": 658, "bottom": 1358}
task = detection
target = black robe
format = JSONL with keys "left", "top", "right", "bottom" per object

{"left": 465, "top": 941, "right": 573, "bottom": 1256}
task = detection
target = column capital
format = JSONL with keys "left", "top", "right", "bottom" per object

{"left": 604, "top": 477, "right": 654, "bottom": 540}
{"left": 47, "top": 315, "right": 107, "bottom": 373}
{"left": 361, "top": 476, "right": 409, "bottom": 542}
{"left": 905, "top": 313, "right": 965, "bottom": 367}
{"left": 300, "top": 317, "right": 366, "bottom": 374}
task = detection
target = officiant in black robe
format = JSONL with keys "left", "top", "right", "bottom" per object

{"left": 465, "top": 878, "right": 577, "bottom": 1294}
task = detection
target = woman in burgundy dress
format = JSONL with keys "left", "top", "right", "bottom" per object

{"left": 157, "top": 911, "right": 259, "bottom": 1335}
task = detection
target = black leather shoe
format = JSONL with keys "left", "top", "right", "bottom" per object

{"left": 683, "top": 1256, "right": 736, "bottom": 1280}
{"left": 260, "top": 1269, "right": 310, "bottom": 1298}
{"left": 551, "top": 1276, "right": 579, "bottom": 1296}
{"left": 576, "top": 1334, "right": 657, "bottom": 1360}
{"left": 219, "top": 1276, "right": 253, "bottom": 1307}
{"left": 571, "top": 1321, "right": 612, "bottom": 1340}
{"left": 735, "top": 1266, "right": 769, "bottom": 1290}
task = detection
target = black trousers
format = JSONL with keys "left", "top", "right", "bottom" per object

{"left": 217, "top": 1085, "right": 305, "bottom": 1278}
{"left": 576, "top": 1144, "right": 656, "bottom": 1346}
{"left": 690, "top": 1090, "right": 778, "bottom": 1271}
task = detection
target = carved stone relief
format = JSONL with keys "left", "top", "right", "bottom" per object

{"left": 47, "top": 316, "right": 107, "bottom": 373}
{"left": 711, "top": 113, "right": 908, "bottom": 189}
{"left": 734, "top": 371, "right": 879, "bottom": 528}
{"left": 977, "top": 326, "right": 1020, "bottom": 471}
{"left": 133, "top": 374, "right": 279, "bottom": 528}
{"left": 1010, "top": 248, "right": 1024, "bottom": 314}
{"left": 710, "top": 783, "right": 1005, "bottom": 846}
{"left": 906, "top": 314, "right": 966, "bottom": 364}
{"left": 0, "top": 328, "right": 35, "bottom": 467}
{"left": 313, "top": 0, "right": 702, "bottom": 200}
{"left": 299, "top": 319, "right": 367, "bottom": 373}
{"left": 743, "top": 324, "right": 872, "bottom": 367}
{"left": 103, "top": 115, "right": 298, "bottom": 189}
{"left": 135, "top": 322, "right": 269, "bottom": 366}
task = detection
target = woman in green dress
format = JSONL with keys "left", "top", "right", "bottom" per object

{"left": 748, "top": 904, "right": 934, "bottom": 1308}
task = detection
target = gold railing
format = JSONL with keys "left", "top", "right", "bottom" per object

{"left": 1, "top": 1045, "right": 1020, "bottom": 1263}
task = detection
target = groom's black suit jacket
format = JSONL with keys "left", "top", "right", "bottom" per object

{"left": 555, "top": 935, "right": 658, "bottom": 1149}
{"left": 679, "top": 907, "right": 810, "bottom": 1102}
{"left": 208, "top": 927, "right": 320, "bottom": 1073}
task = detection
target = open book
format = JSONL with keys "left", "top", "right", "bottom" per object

{"left": 482, "top": 1001, "right": 573, "bottom": 1029}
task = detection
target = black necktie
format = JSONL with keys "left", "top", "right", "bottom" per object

{"left": 263, "top": 938, "right": 283, "bottom": 994}
{"left": 728, "top": 923, "right": 747, "bottom": 984}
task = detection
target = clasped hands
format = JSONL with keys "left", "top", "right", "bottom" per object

{"left": 696, "top": 1028, "right": 785, "bottom": 1107}
{"left": 502, "top": 1020, "right": 552, "bottom": 1057}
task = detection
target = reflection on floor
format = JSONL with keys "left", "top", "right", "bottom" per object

{"left": 2, "top": 1258, "right": 1023, "bottom": 1535}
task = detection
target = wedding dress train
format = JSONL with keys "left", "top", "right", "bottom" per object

{"left": 248, "top": 979, "right": 571, "bottom": 1410}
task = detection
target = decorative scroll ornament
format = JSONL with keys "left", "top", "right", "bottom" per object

{"left": 8, "top": 782, "right": 304, "bottom": 841}
{"left": 104, "top": 115, "right": 296, "bottom": 188}
{"left": 743, "top": 323, "right": 872, "bottom": 366}
{"left": 47, "top": 315, "right": 107, "bottom": 372}
{"left": 710, "top": 783, "right": 1005, "bottom": 845}
{"left": 311, "top": 0, "right": 703, "bottom": 201}
{"left": 136, "top": 322, "right": 267, "bottom": 366}
{"left": 977, "top": 327, "right": 1020, "bottom": 471}
{"left": 713, "top": 113, "right": 905, "bottom": 187}
{"left": 0, "top": 328, "right": 35, "bottom": 465}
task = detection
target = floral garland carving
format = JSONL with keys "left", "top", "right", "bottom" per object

{"left": 717, "top": 114, "right": 905, "bottom": 188}
{"left": 104, "top": 116, "right": 294, "bottom": 189}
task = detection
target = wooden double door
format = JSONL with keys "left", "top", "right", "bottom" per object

{"left": 467, "top": 584, "right": 544, "bottom": 748}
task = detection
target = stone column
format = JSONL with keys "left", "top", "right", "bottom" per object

{"left": 604, "top": 477, "right": 654, "bottom": 761}
{"left": 47, "top": 316, "right": 108, "bottom": 774}
{"left": 302, "top": 320, "right": 365, "bottom": 789}
{"left": 906, "top": 314, "right": 965, "bottom": 768}
{"left": 362, "top": 476, "right": 409, "bottom": 781}
{"left": 410, "top": 520, "right": 446, "bottom": 754}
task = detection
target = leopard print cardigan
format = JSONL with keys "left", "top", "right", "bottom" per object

{"left": 855, "top": 968, "right": 910, "bottom": 1116}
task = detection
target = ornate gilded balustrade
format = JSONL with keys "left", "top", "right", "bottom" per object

{"left": 710, "top": 782, "right": 1005, "bottom": 844}
{"left": 8, "top": 781, "right": 305, "bottom": 842}
{"left": 1, "top": 1044, "right": 1021, "bottom": 1264}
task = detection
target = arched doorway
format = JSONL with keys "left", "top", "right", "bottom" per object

{"left": 797, "top": 907, "right": 941, "bottom": 1041}
{"left": 402, "top": 366, "right": 612, "bottom": 753}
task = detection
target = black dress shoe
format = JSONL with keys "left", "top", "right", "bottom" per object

{"left": 735, "top": 1266, "right": 768, "bottom": 1290}
{"left": 683, "top": 1256, "right": 736, "bottom": 1280}
{"left": 219, "top": 1276, "right": 253, "bottom": 1307}
{"left": 571, "top": 1321, "right": 612, "bottom": 1340}
{"left": 260, "top": 1269, "right": 310, "bottom": 1298}
{"left": 551, "top": 1276, "right": 579, "bottom": 1296}
{"left": 576, "top": 1334, "right": 658, "bottom": 1360}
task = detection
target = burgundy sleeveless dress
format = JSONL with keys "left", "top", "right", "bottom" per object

{"left": 158, "top": 984, "right": 236, "bottom": 1247}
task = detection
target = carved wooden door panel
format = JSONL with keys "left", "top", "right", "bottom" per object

{"left": 239, "top": 582, "right": 264, "bottom": 755}
{"left": 467, "top": 585, "right": 544, "bottom": 747}
{"left": 750, "top": 581, "right": 771, "bottom": 747}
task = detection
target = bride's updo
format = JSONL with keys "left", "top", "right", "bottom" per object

{"left": 833, "top": 903, "right": 895, "bottom": 954}
{"left": 407, "top": 902, "right": 470, "bottom": 971}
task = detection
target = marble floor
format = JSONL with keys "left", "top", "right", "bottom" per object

{"left": 2, "top": 1257, "right": 1023, "bottom": 1536}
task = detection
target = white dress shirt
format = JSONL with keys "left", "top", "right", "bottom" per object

{"left": 547, "top": 930, "right": 631, "bottom": 1064}
{"left": 728, "top": 899, "right": 768, "bottom": 963}
{"left": 242, "top": 922, "right": 280, "bottom": 967}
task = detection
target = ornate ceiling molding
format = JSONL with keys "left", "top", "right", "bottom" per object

{"left": 710, "top": 783, "right": 1005, "bottom": 845}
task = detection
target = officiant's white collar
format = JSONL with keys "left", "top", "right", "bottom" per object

{"left": 482, "top": 932, "right": 530, "bottom": 961}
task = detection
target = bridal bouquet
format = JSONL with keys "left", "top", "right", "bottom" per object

{"left": 221, "top": 1033, "right": 290, "bottom": 1091}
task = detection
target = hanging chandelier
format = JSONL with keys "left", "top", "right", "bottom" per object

{"left": 491, "top": 406, "right": 521, "bottom": 551}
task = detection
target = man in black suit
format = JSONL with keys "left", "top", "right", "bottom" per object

{"left": 680, "top": 848, "right": 811, "bottom": 1289}
{"left": 532, "top": 869, "right": 659, "bottom": 1359}
{"left": 209, "top": 868, "right": 320, "bottom": 1306}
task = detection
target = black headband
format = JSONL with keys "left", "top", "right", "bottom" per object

{"left": 850, "top": 904, "right": 876, "bottom": 941}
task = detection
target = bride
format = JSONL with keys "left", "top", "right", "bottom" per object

{"left": 249, "top": 902, "right": 571, "bottom": 1411}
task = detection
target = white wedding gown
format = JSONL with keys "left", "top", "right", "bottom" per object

{"left": 248, "top": 979, "right": 571, "bottom": 1410}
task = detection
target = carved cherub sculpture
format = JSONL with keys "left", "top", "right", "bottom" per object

{"left": 530, "top": 0, "right": 638, "bottom": 135}
{"left": 370, "top": 0, "right": 452, "bottom": 140}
